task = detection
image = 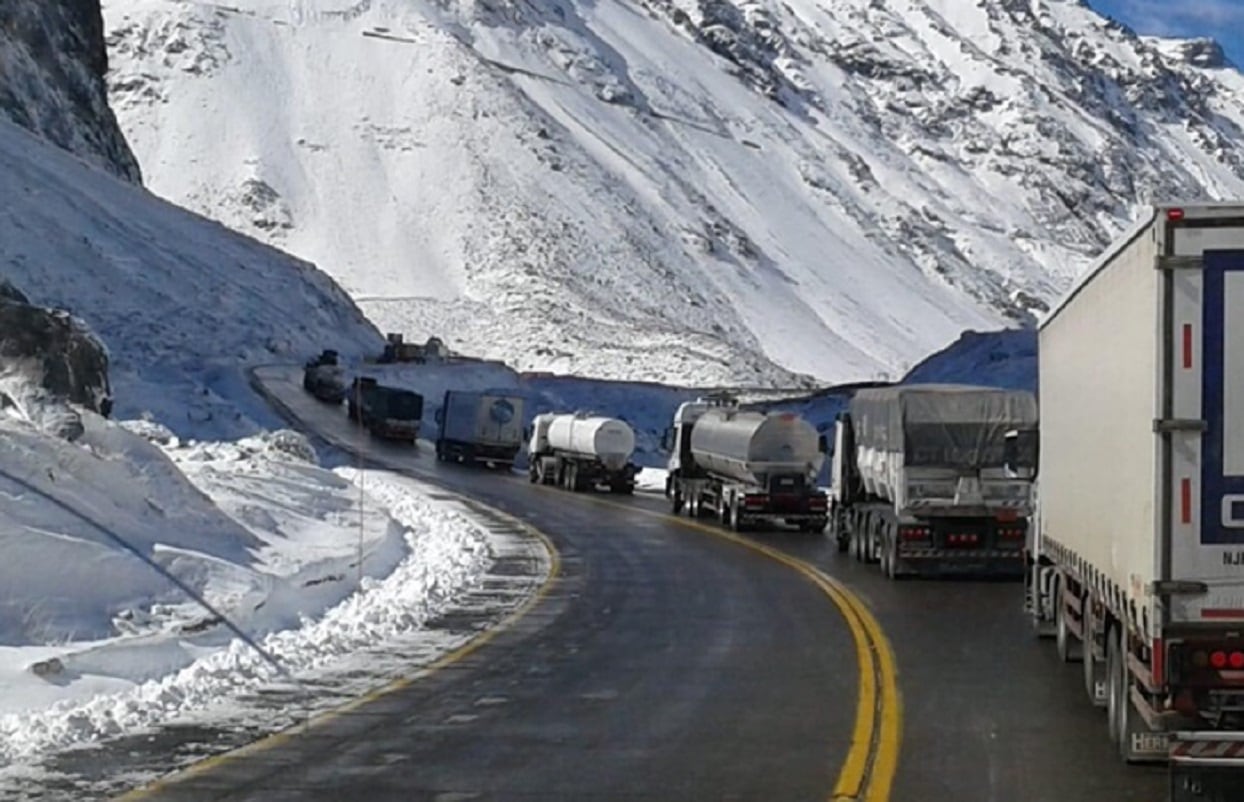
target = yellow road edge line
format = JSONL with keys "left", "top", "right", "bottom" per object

{"left": 114, "top": 516, "right": 560, "bottom": 801}
{"left": 564, "top": 491, "right": 901, "bottom": 802}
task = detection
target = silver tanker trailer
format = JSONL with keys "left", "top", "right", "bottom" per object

{"left": 663, "top": 396, "right": 828, "bottom": 533}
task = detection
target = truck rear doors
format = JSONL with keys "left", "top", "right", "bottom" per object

{"left": 1165, "top": 217, "right": 1244, "bottom": 622}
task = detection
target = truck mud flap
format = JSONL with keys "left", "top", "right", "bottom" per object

{"left": 1170, "top": 732, "right": 1244, "bottom": 802}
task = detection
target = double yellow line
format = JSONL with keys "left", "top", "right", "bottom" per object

{"left": 588, "top": 495, "right": 902, "bottom": 802}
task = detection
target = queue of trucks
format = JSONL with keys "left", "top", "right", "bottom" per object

{"left": 293, "top": 203, "right": 1244, "bottom": 796}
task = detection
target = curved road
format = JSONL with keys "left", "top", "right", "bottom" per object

{"left": 127, "top": 367, "right": 1166, "bottom": 802}
{"left": 119, "top": 370, "right": 867, "bottom": 802}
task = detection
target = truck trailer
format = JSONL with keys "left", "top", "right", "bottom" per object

{"left": 434, "top": 390, "right": 524, "bottom": 468}
{"left": 346, "top": 377, "right": 422, "bottom": 443}
{"left": 527, "top": 413, "right": 639, "bottom": 493}
{"left": 663, "top": 397, "right": 828, "bottom": 532}
{"left": 828, "top": 384, "right": 1038, "bottom": 579}
{"left": 1027, "top": 203, "right": 1244, "bottom": 797}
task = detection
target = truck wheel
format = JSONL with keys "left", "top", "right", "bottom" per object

{"left": 1107, "top": 627, "right": 1124, "bottom": 746}
{"left": 671, "top": 488, "right": 684, "bottom": 515}
{"left": 1083, "top": 601, "right": 1108, "bottom": 707}
{"left": 1054, "top": 579, "right": 1083, "bottom": 663}
{"left": 728, "top": 499, "right": 741, "bottom": 531}
{"left": 1108, "top": 628, "right": 1151, "bottom": 763}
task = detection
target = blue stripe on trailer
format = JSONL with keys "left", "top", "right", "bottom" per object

{"left": 1199, "top": 250, "right": 1244, "bottom": 544}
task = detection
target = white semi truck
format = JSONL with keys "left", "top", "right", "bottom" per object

{"left": 1028, "top": 204, "right": 1244, "bottom": 798}
{"left": 527, "top": 413, "right": 639, "bottom": 494}
{"left": 663, "top": 396, "right": 828, "bottom": 532}
{"left": 828, "top": 384, "right": 1038, "bottom": 579}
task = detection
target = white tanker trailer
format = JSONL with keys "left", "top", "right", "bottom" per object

{"left": 663, "top": 397, "right": 828, "bottom": 533}
{"left": 528, "top": 412, "right": 639, "bottom": 494}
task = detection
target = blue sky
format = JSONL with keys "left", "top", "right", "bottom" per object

{"left": 1088, "top": 0, "right": 1244, "bottom": 67}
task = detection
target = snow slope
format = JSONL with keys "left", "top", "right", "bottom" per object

{"left": 103, "top": 0, "right": 1244, "bottom": 387}
{"left": 0, "top": 117, "right": 381, "bottom": 440}
{"left": 0, "top": 0, "right": 141, "bottom": 182}
{"left": 0, "top": 415, "right": 492, "bottom": 770}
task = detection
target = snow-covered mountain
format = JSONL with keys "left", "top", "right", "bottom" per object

{"left": 100, "top": 0, "right": 1244, "bottom": 386}
{"left": 1, "top": 0, "right": 141, "bottom": 181}
{"left": 0, "top": 116, "right": 381, "bottom": 438}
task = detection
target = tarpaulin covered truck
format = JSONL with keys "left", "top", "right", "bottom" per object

{"left": 1027, "top": 204, "right": 1244, "bottom": 800}
{"left": 828, "top": 384, "right": 1038, "bottom": 578}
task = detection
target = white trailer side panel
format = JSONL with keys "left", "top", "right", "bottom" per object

{"left": 1038, "top": 216, "right": 1160, "bottom": 607}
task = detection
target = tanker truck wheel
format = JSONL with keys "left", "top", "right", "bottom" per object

{"left": 671, "top": 488, "right": 684, "bottom": 515}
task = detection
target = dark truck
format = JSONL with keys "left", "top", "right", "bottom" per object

{"left": 303, "top": 349, "right": 347, "bottom": 403}
{"left": 346, "top": 377, "right": 423, "bottom": 443}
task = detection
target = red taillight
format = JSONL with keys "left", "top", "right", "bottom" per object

{"left": 1231, "top": 651, "right": 1244, "bottom": 669}
{"left": 744, "top": 495, "right": 767, "bottom": 508}
{"left": 947, "top": 532, "right": 980, "bottom": 545}
{"left": 998, "top": 527, "right": 1025, "bottom": 540}
{"left": 900, "top": 526, "right": 930, "bottom": 541}
{"left": 1167, "top": 208, "right": 1185, "bottom": 221}
{"left": 1211, "top": 651, "right": 1228, "bottom": 669}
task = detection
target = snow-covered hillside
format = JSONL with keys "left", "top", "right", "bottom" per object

{"left": 1, "top": 0, "right": 140, "bottom": 181}
{"left": 102, "top": 0, "right": 1244, "bottom": 386}
{"left": 0, "top": 118, "right": 381, "bottom": 439}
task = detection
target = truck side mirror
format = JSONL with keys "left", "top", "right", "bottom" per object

{"left": 817, "top": 434, "right": 828, "bottom": 454}
{"left": 661, "top": 426, "right": 674, "bottom": 452}
{"left": 1004, "top": 428, "right": 1039, "bottom": 478}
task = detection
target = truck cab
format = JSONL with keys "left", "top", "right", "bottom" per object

{"left": 663, "top": 394, "right": 738, "bottom": 495}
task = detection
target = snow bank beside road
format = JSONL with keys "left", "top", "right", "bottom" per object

{"left": 0, "top": 417, "right": 491, "bottom": 766}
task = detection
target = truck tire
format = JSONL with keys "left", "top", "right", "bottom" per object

{"left": 1054, "top": 578, "right": 1083, "bottom": 663}
{"left": 1108, "top": 627, "right": 1152, "bottom": 763}
{"left": 671, "top": 487, "right": 684, "bottom": 515}
{"left": 1107, "top": 626, "right": 1124, "bottom": 746}
{"left": 1083, "top": 601, "right": 1108, "bottom": 707}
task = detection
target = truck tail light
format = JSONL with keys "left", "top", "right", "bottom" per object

{"left": 946, "top": 533, "right": 980, "bottom": 547}
{"left": 1167, "top": 207, "right": 1185, "bottom": 221}
{"left": 998, "top": 527, "right": 1025, "bottom": 540}
{"left": 744, "top": 494, "right": 767, "bottom": 508}
{"left": 899, "top": 526, "right": 930, "bottom": 541}
{"left": 1174, "top": 641, "right": 1244, "bottom": 686}
{"left": 808, "top": 496, "right": 827, "bottom": 510}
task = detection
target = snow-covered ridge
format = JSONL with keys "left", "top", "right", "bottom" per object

{"left": 103, "top": 0, "right": 1244, "bottom": 386}
{"left": 0, "top": 117, "right": 381, "bottom": 440}
{"left": 1, "top": 0, "right": 140, "bottom": 181}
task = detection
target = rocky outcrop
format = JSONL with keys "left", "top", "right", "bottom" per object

{"left": 0, "top": 0, "right": 141, "bottom": 182}
{"left": 0, "top": 278, "right": 113, "bottom": 440}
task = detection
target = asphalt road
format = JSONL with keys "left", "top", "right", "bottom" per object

{"left": 120, "top": 370, "right": 862, "bottom": 801}
{"left": 127, "top": 367, "right": 1167, "bottom": 802}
